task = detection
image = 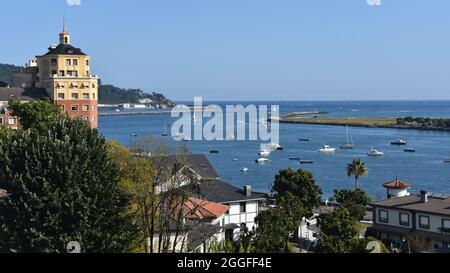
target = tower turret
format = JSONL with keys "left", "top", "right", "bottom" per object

{"left": 59, "top": 18, "right": 71, "bottom": 44}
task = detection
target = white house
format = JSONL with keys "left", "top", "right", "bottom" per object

{"left": 371, "top": 190, "right": 450, "bottom": 251}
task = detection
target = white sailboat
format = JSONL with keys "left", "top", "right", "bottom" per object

{"left": 340, "top": 125, "right": 354, "bottom": 149}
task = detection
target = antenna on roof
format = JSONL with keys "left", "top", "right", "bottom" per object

{"left": 63, "top": 16, "right": 67, "bottom": 32}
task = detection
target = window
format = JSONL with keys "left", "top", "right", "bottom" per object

{"left": 419, "top": 215, "right": 430, "bottom": 229}
{"left": 86, "top": 71, "right": 90, "bottom": 76}
{"left": 51, "top": 59, "right": 57, "bottom": 66}
{"left": 92, "top": 105, "right": 96, "bottom": 111}
{"left": 8, "top": 118, "right": 17, "bottom": 125}
{"left": 60, "top": 105, "right": 65, "bottom": 111}
{"left": 58, "top": 93, "right": 65, "bottom": 100}
{"left": 0, "top": 117, "right": 3, "bottom": 125}
{"left": 71, "top": 105, "right": 79, "bottom": 112}
{"left": 66, "top": 59, "right": 72, "bottom": 66}
{"left": 82, "top": 105, "right": 89, "bottom": 112}
{"left": 59, "top": 70, "right": 65, "bottom": 77}
{"left": 83, "top": 93, "right": 89, "bottom": 99}
{"left": 73, "top": 59, "right": 78, "bottom": 66}
{"left": 86, "top": 59, "right": 90, "bottom": 66}
{"left": 443, "top": 219, "right": 450, "bottom": 232}
{"left": 71, "top": 93, "right": 79, "bottom": 99}
{"left": 52, "top": 70, "right": 57, "bottom": 76}
{"left": 399, "top": 213, "right": 410, "bottom": 226}
{"left": 240, "top": 202, "right": 246, "bottom": 213}
{"left": 379, "top": 210, "right": 388, "bottom": 223}
{"left": 92, "top": 93, "right": 96, "bottom": 99}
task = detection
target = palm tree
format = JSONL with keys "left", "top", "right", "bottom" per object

{"left": 347, "top": 159, "right": 368, "bottom": 190}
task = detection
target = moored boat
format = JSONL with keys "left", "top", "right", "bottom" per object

{"left": 404, "top": 148, "right": 416, "bottom": 153}
{"left": 368, "top": 149, "right": 384, "bottom": 157}
{"left": 255, "top": 158, "right": 270, "bottom": 164}
{"left": 319, "top": 145, "right": 336, "bottom": 153}
{"left": 300, "top": 160, "right": 315, "bottom": 164}
{"left": 391, "top": 139, "right": 407, "bottom": 145}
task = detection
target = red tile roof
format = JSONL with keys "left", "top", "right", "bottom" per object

{"left": 185, "top": 198, "right": 230, "bottom": 220}
{"left": 383, "top": 179, "right": 412, "bottom": 189}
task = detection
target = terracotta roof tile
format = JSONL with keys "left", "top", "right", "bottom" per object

{"left": 383, "top": 179, "right": 412, "bottom": 189}
{"left": 185, "top": 198, "right": 229, "bottom": 220}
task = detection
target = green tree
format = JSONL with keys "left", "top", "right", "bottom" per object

{"left": 317, "top": 207, "right": 359, "bottom": 253}
{"left": 8, "top": 98, "right": 62, "bottom": 132}
{"left": 253, "top": 169, "right": 322, "bottom": 253}
{"left": 253, "top": 207, "right": 293, "bottom": 253}
{"left": 333, "top": 189, "right": 371, "bottom": 221}
{"left": 347, "top": 159, "right": 368, "bottom": 190}
{"left": 0, "top": 117, "right": 137, "bottom": 253}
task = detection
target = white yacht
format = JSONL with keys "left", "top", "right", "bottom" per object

{"left": 319, "top": 145, "right": 336, "bottom": 153}
{"left": 259, "top": 150, "right": 271, "bottom": 157}
{"left": 255, "top": 158, "right": 270, "bottom": 164}
{"left": 444, "top": 158, "right": 450, "bottom": 163}
{"left": 368, "top": 149, "right": 384, "bottom": 157}
{"left": 241, "top": 167, "right": 249, "bottom": 172}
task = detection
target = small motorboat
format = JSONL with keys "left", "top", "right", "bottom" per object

{"left": 368, "top": 149, "right": 384, "bottom": 157}
{"left": 255, "top": 158, "right": 270, "bottom": 164}
{"left": 209, "top": 150, "right": 219, "bottom": 154}
{"left": 289, "top": 157, "right": 301, "bottom": 161}
{"left": 232, "top": 158, "right": 238, "bottom": 161}
{"left": 259, "top": 150, "right": 271, "bottom": 157}
{"left": 299, "top": 138, "right": 313, "bottom": 142}
{"left": 391, "top": 139, "right": 407, "bottom": 145}
{"left": 443, "top": 158, "right": 450, "bottom": 163}
{"left": 404, "top": 148, "right": 416, "bottom": 153}
{"left": 240, "top": 167, "right": 249, "bottom": 172}
{"left": 161, "top": 132, "right": 168, "bottom": 137}
{"left": 319, "top": 145, "right": 336, "bottom": 153}
{"left": 130, "top": 134, "right": 138, "bottom": 137}
{"left": 300, "top": 160, "right": 315, "bottom": 164}
{"left": 182, "top": 137, "right": 191, "bottom": 142}
{"left": 269, "top": 143, "right": 284, "bottom": 151}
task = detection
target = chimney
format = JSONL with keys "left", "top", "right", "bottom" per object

{"left": 244, "top": 185, "right": 252, "bottom": 197}
{"left": 420, "top": 191, "right": 428, "bottom": 203}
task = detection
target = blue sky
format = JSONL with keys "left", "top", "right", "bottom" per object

{"left": 1, "top": 0, "right": 450, "bottom": 100}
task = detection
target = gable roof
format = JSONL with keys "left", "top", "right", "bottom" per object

{"left": 185, "top": 198, "right": 229, "bottom": 220}
{"left": 196, "top": 180, "right": 267, "bottom": 203}
{"left": 150, "top": 154, "right": 220, "bottom": 180}
{"left": 41, "top": 44, "right": 86, "bottom": 56}
{"left": 0, "top": 87, "right": 49, "bottom": 102}
{"left": 371, "top": 194, "right": 450, "bottom": 216}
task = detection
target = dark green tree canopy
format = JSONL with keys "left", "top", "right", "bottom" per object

{"left": 8, "top": 98, "right": 62, "bottom": 132}
{"left": 272, "top": 168, "right": 322, "bottom": 218}
{"left": 333, "top": 189, "right": 371, "bottom": 221}
{"left": 0, "top": 117, "right": 136, "bottom": 253}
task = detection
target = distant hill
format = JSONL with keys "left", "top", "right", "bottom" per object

{"left": 98, "top": 84, "right": 174, "bottom": 106}
{"left": 0, "top": 63, "right": 173, "bottom": 107}
{"left": 0, "top": 63, "right": 23, "bottom": 84}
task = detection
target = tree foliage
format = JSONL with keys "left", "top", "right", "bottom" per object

{"left": 253, "top": 169, "right": 322, "bottom": 253}
{"left": 8, "top": 98, "right": 62, "bottom": 132}
{"left": 0, "top": 118, "right": 137, "bottom": 253}
{"left": 317, "top": 207, "right": 359, "bottom": 253}
{"left": 347, "top": 159, "right": 368, "bottom": 190}
{"left": 333, "top": 189, "right": 371, "bottom": 221}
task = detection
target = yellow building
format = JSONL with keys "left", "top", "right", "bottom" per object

{"left": 35, "top": 20, "right": 99, "bottom": 128}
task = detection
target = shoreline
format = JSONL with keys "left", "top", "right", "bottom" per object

{"left": 271, "top": 116, "right": 450, "bottom": 132}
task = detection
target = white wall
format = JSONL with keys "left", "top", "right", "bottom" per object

{"left": 375, "top": 207, "right": 412, "bottom": 229}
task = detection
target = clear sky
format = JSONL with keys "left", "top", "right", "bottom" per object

{"left": 1, "top": 0, "right": 450, "bottom": 101}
